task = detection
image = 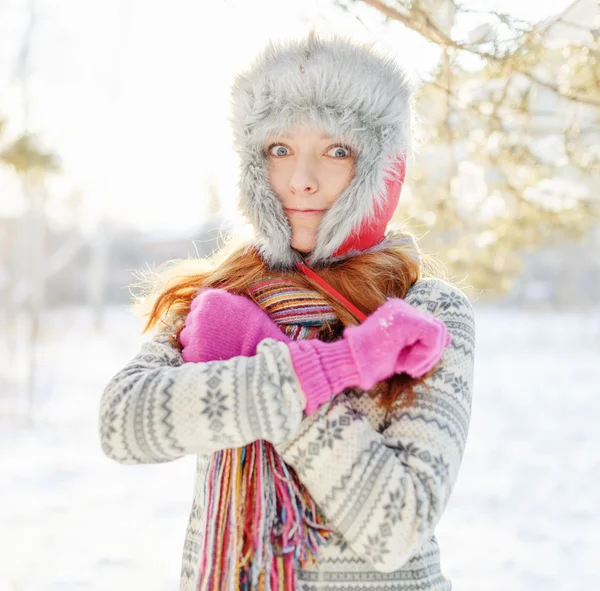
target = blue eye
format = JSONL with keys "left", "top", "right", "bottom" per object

{"left": 327, "top": 145, "right": 352, "bottom": 159}
{"left": 268, "top": 144, "right": 289, "bottom": 157}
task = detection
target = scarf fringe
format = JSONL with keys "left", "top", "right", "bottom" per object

{"left": 198, "top": 441, "right": 334, "bottom": 590}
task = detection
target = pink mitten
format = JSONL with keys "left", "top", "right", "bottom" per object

{"left": 180, "top": 289, "right": 450, "bottom": 417}
{"left": 287, "top": 298, "right": 450, "bottom": 414}
{"left": 180, "top": 289, "right": 289, "bottom": 363}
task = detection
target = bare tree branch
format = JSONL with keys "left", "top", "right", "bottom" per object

{"left": 357, "top": 0, "right": 600, "bottom": 106}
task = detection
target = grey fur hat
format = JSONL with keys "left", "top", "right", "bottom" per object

{"left": 229, "top": 32, "right": 414, "bottom": 269}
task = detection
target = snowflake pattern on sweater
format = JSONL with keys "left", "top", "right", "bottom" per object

{"left": 99, "top": 277, "right": 476, "bottom": 590}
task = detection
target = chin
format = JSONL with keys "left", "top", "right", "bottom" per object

{"left": 291, "top": 244, "right": 314, "bottom": 254}
{"left": 291, "top": 238, "right": 316, "bottom": 254}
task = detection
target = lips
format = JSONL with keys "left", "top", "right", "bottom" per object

{"left": 286, "top": 208, "right": 324, "bottom": 212}
{"left": 285, "top": 208, "right": 325, "bottom": 216}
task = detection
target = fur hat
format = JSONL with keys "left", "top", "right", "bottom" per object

{"left": 230, "top": 32, "right": 414, "bottom": 269}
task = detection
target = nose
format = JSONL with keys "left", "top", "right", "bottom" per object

{"left": 289, "top": 158, "right": 318, "bottom": 194}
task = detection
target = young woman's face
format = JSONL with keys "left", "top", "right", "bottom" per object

{"left": 263, "top": 126, "right": 355, "bottom": 253}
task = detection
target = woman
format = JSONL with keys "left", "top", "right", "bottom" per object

{"left": 100, "top": 32, "right": 476, "bottom": 591}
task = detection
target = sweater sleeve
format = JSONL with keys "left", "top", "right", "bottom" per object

{"left": 99, "top": 320, "right": 306, "bottom": 465}
{"left": 274, "top": 277, "right": 475, "bottom": 573}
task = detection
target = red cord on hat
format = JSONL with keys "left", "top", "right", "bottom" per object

{"left": 296, "top": 262, "right": 367, "bottom": 323}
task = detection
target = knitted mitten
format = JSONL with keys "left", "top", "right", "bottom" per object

{"left": 288, "top": 298, "right": 450, "bottom": 414}
{"left": 179, "top": 289, "right": 289, "bottom": 362}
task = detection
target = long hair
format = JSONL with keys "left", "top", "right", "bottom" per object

{"left": 131, "top": 234, "right": 447, "bottom": 413}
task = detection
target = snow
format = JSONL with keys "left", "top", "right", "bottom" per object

{"left": 1, "top": 305, "right": 599, "bottom": 591}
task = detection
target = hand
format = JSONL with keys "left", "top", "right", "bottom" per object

{"left": 180, "top": 288, "right": 289, "bottom": 363}
{"left": 344, "top": 297, "right": 450, "bottom": 383}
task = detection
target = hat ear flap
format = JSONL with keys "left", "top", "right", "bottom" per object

{"left": 332, "top": 156, "right": 406, "bottom": 258}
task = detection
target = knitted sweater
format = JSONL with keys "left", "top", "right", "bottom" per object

{"left": 99, "top": 276, "right": 476, "bottom": 590}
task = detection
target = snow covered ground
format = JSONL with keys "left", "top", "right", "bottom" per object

{"left": 1, "top": 305, "right": 599, "bottom": 591}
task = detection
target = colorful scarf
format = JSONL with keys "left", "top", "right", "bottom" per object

{"left": 197, "top": 278, "right": 339, "bottom": 590}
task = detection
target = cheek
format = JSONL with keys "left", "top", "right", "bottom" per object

{"left": 326, "top": 166, "right": 354, "bottom": 204}
{"left": 268, "top": 166, "right": 289, "bottom": 196}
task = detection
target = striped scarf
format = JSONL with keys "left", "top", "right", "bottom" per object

{"left": 197, "top": 278, "right": 339, "bottom": 590}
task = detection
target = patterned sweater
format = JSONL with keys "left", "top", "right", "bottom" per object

{"left": 99, "top": 277, "right": 476, "bottom": 590}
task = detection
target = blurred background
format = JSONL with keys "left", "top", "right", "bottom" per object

{"left": 0, "top": 0, "right": 599, "bottom": 590}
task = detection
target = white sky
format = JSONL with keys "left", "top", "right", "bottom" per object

{"left": 0, "top": 0, "right": 576, "bottom": 233}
